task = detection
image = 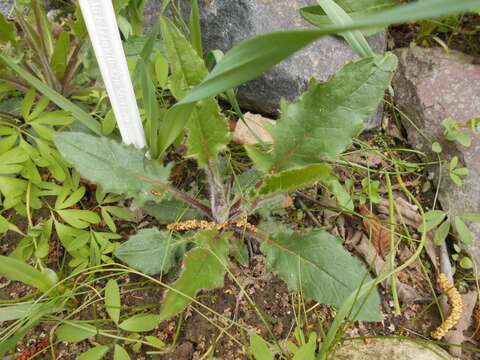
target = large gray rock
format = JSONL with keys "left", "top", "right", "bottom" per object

{"left": 144, "top": 0, "right": 387, "bottom": 127}
{"left": 392, "top": 47, "right": 480, "bottom": 273}
{"left": 333, "top": 338, "right": 452, "bottom": 360}
{"left": 0, "top": 0, "right": 14, "bottom": 16}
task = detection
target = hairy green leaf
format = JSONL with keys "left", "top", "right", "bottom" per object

{"left": 115, "top": 228, "right": 183, "bottom": 275}
{"left": 248, "top": 54, "right": 396, "bottom": 172}
{"left": 159, "top": 0, "right": 478, "bottom": 153}
{"left": 54, "top": 132, "right": 170, "bottom": 204}
{"left": 144, "top": 198, "right": 204, "bottom": 224}
{"left": 257, "top": 164, "right": 331, "bottom": 196}
{"left": 160, "top": 17, "right": 230, "bottom": 164}
{"left": 261, "top": 230, "right": 381, "bottom": 321}
{"left": 159, "top": 230, "right": 229, "bottom": 320}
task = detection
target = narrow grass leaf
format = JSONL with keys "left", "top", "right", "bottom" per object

{"left": 301, "top": 0, "right": 397, "bottom": 36}
{"left": 315, "top": 0, "right": 374, "bottom": 57}
{"left": 0, "top": 255, "right": 55, "bottom": 293}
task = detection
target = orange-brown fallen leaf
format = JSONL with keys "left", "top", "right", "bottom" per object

{"left": 358, "top": 204, "right": 397, "bottom": 259}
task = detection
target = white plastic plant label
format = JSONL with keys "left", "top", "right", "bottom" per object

{"left": 78, "top": 0, "right": 147, "bottom": 149}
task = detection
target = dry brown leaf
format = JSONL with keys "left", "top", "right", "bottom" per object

{"left": 473, "top": 304, "right": 480, "bottom": 340}
{"left": 280, "top": 194, "right": 293, "bottom": 208}
{"left": 232, "top": 112, "right": 275, "bottom": 145}
{"left": 443, "top": 291, "right": 477, "bottom": 357}
{"left": 351, "top": 231, "right": 424, "bottom": 304}
{"left": 359, "top": 204, "right": 398, "bottom": 259}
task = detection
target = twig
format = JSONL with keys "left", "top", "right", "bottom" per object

{"left": 295, "top": 191, "right": 341, "bottom": 212}
{"left": 297, "top": 198, "right": 322, "bottom": 227}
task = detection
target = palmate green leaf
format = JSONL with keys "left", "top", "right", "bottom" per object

{"left": 249, "top": 333, "right": 274, "bottom": 360}
{"left": 301, "top": 0, "right": 397, "bottom": 36}
{"left": 0, "top": 255, "right": 56, "bottom": 293}
{"left": 114, "top": 345, "right": 131, "bottom": 360}
{"left": 458, "top": 213, "right": 480, "bottom": 222}
{"left": 105, "top": 279, "right": 121, "bottom": 324}
{"left": 56, "top": 322, "right": 98, "bottom": 342}
{"left": 57, "top": 209, "right": 101, "bottom": 229}
{"left": 54, "top": 132, "right": 170, "bottom": 204}
{"left": 158, "top": 0, "right": 477, "bottom": 154}
{"left": 159, "top": 17, "right": 230, "bottom": 164}
{"left": 114, "top": 228, "right": 183, "bottom": 275}
{"left": 257, "top": 164, "right": 331, "bottom": 197}
{"left": 321, "top": 175, "right": 354, "bottom": 210}
{"left": 0, "top": 146, "right": 29, "bottom": 174}
{"left": 77, "top": 345, "right": 110, "bottom": 360}
{"left": 159, "top": 230, "right": 229, "bottom": 321}
{"left": 261, "top": 230, "right": 382, "bottom": 321}
{"left": 118, "top": 314, "right": 160, "bottom": 332}
{"left": 247, "top": 54, "right": 396, "bottom": 173}
{"left": 455, "top": 217, "right": 473, "bottom": 245}
{"left": 418, "top": 210, "right": 447, "bottom": 233}
{"left": 433, "top": 220, "right": 450, "bottom": 245}
{"left": 0, "top": 214, "right": 22, "bottom": 235}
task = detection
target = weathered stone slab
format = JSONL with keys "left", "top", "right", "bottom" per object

{"left": 333, "top": 338, "right": 453, "bottom": 360}
{"left": 144, "top": 0, "right": 387, "bottom": 127}
{"left": 392, "top": 47, "right": 480, "bottom": 272}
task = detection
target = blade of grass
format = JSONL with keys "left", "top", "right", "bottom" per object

{"left": 189, "top": 0, "right": 203, "bottom": 57}
{"left": 316, "top": 0, "right": 374, "bottom": 58}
